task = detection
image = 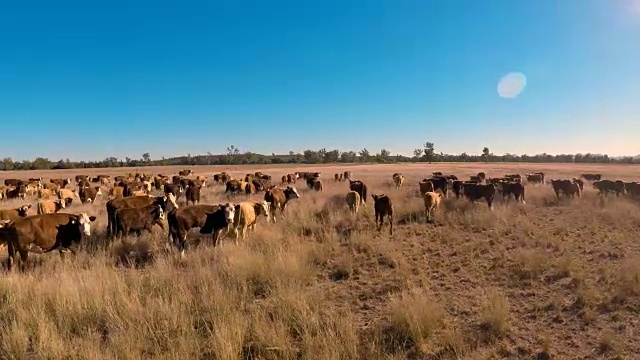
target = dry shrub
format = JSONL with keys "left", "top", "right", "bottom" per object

{"left": 479, "top": 288, "right": 509, "bottom": 339}
{"left": 512, "top": 249, "right": 548, "bottom": 281}
{"left": 612, "top": 258, "right": 640, "bottom": 305}
{"left": 598, "top": 331, "right": 619, "bottom": 356}
{"left": 330, "top": 255, "right": 353, "bottom": 281}
{"left": 379, "top": 288, "right": 445, "bottom": 352}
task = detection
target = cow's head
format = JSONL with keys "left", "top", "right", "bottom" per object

{"left": 70, "top": 213, "right": 97, "bottom": 238}
{"left": 257, "top": 200, "right": 270, "bottom": 221}
{"left": 17, "top": 205, "right": 31, "bottom": 217}
{"left": 58, "top": 199, "right": 66, "bottom": 208}
{"left": 223, "top": 203, "right": 236, "bottom": 224}
{"left": 0, "top": 219, "right": 11, "bottom": 228}
{"left": 285, "top": 186, "right": 300, "bottom": 199}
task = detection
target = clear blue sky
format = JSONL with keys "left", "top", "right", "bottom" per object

{"left": 1, "top": 0, "right": 639, "bottom": 161}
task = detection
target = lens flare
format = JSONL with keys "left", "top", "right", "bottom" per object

{"left": 497, "top": 72, "right": 527, "bottom": 99}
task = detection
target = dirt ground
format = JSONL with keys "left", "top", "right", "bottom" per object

{"left": 0, "top": 162, "right": 639, "bottom": 359}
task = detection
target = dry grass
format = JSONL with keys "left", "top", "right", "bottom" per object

{"left": 1, "top": 162, "right": 640, "bottom": 358}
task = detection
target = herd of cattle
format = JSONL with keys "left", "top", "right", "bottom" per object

{"left": 0, "top": 168, "right": 634, "bottom": 271}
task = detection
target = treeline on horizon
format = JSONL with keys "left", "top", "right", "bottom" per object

{"left": 1, "top": 143, "right": 638, "bottom": 171}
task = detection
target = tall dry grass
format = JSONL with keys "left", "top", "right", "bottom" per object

{"left": 0, "top": 164, "right": 640, "bottom": 358}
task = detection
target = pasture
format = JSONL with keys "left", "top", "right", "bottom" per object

{"left": 0, "top": 162, "right": 639, "bottom": 359}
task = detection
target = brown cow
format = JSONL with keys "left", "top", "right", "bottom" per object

{"left": 185, "top": 184, "right": 201, "bottom": 205}
{"left": 114, "top": 203, "right": 166, "bottom": 238}
{"left": 2, "top": 212, "right": 96, "bottom": 270}
{"left": 106, "top": 194, "right": 178, "bottom": 238}
{"left": 4, "top": 179, "right": 23, "bottom": 187}
{"left": 581, "top": 173, "right": 602, "bottom": 181}
{"left": 264, "top": 186, "right": 301, "bottom": 223}
{"left": 178, "top": 170, "right": 192, "bottom": 177}
{"left": 372, "top": 194, "right": 393, "bottom": 235}
{"left": 79, "top": 186, "right": 103, "bottom": 204}
{"left": 0, "top": 205, "right": 31, "bottom": 222}
{"left": 593, "top": 180, "right": 625, "bottom": 196}
{"left": 167, "top": 204, "right": 222, "bottom": 256}
{"left": 37, "top": 199, "right": 66, "bottom": 215}
{"left": 550, "top": 179, "right": 581, "bottom": 200}
{"left": 50, "top": 178, "right": 72, "bottom": 188}
{"left": 525, "top": 172, "right": 544, "bottom": 184}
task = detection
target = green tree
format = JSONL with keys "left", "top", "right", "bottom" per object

{"left": 142, "top": 152, "right": 151, "bottom": 162}
{"left": 340, "top": 151, "right": 357, "bottom": 163}
{"left": 303, "top": 150, "right": 321, "bottom": 163}
{"left": 482, "top": 147, "right": 490, "bottom": 162}
{"left": 423, "top": 142, "right": 435, "bottom": 163}
{"left": 1, "top": 157, "right": 14, "bottom": 171}
{"left": 413, "top": 148, "right": 423, "bottom": 161}
{"left": 358, "top": 148, "right": 371, "bottom": 162}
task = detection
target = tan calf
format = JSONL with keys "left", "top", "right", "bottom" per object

{"left": 422, "top": 191, "right": 442, "bottom": 223}
{"left": 37, "top": 199, "right": 66, "bottom": 215}
{"left": 345, "top": 191, "right": 361, "bottom": 215}
{"left": 230, "top": 201, "right": 270, "bottom": 243}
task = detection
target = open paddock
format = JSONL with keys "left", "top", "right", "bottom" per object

{"left": 0, "top": 162, "right": 639, "bottom": 359}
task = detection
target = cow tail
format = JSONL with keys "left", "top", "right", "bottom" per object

{"left": 362, "top": 185, "right": 368, "bottom": 205}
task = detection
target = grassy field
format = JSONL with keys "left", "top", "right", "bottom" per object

{"left": 0, "top": 162, "right": 639, "bottom": 359}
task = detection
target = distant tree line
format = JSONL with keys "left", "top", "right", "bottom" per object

{"left": 1, "top": 142, "right": 638, "bottom": 171}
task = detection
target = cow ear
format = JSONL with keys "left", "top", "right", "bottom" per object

{"left": 27, "top": 204, "right": 32, "bottom": 209}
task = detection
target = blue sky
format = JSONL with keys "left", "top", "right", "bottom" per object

{"left": 1, "top": 0, "right": 639, "bottom": 161}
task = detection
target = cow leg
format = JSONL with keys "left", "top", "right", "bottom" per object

{"left": 6, "top": 243, "right": 17, "bottom": 271}
{"left": 17, "top": 249, "right": 29, "bottom": 272}
{"left": 233, "top": 227, "right": 240, "bottom": 245}
{"left": 212, "top": 231, "right": 218, "bottom": 247}
{"left": 388, "top": 215, "right": 393, "bottom": 235}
